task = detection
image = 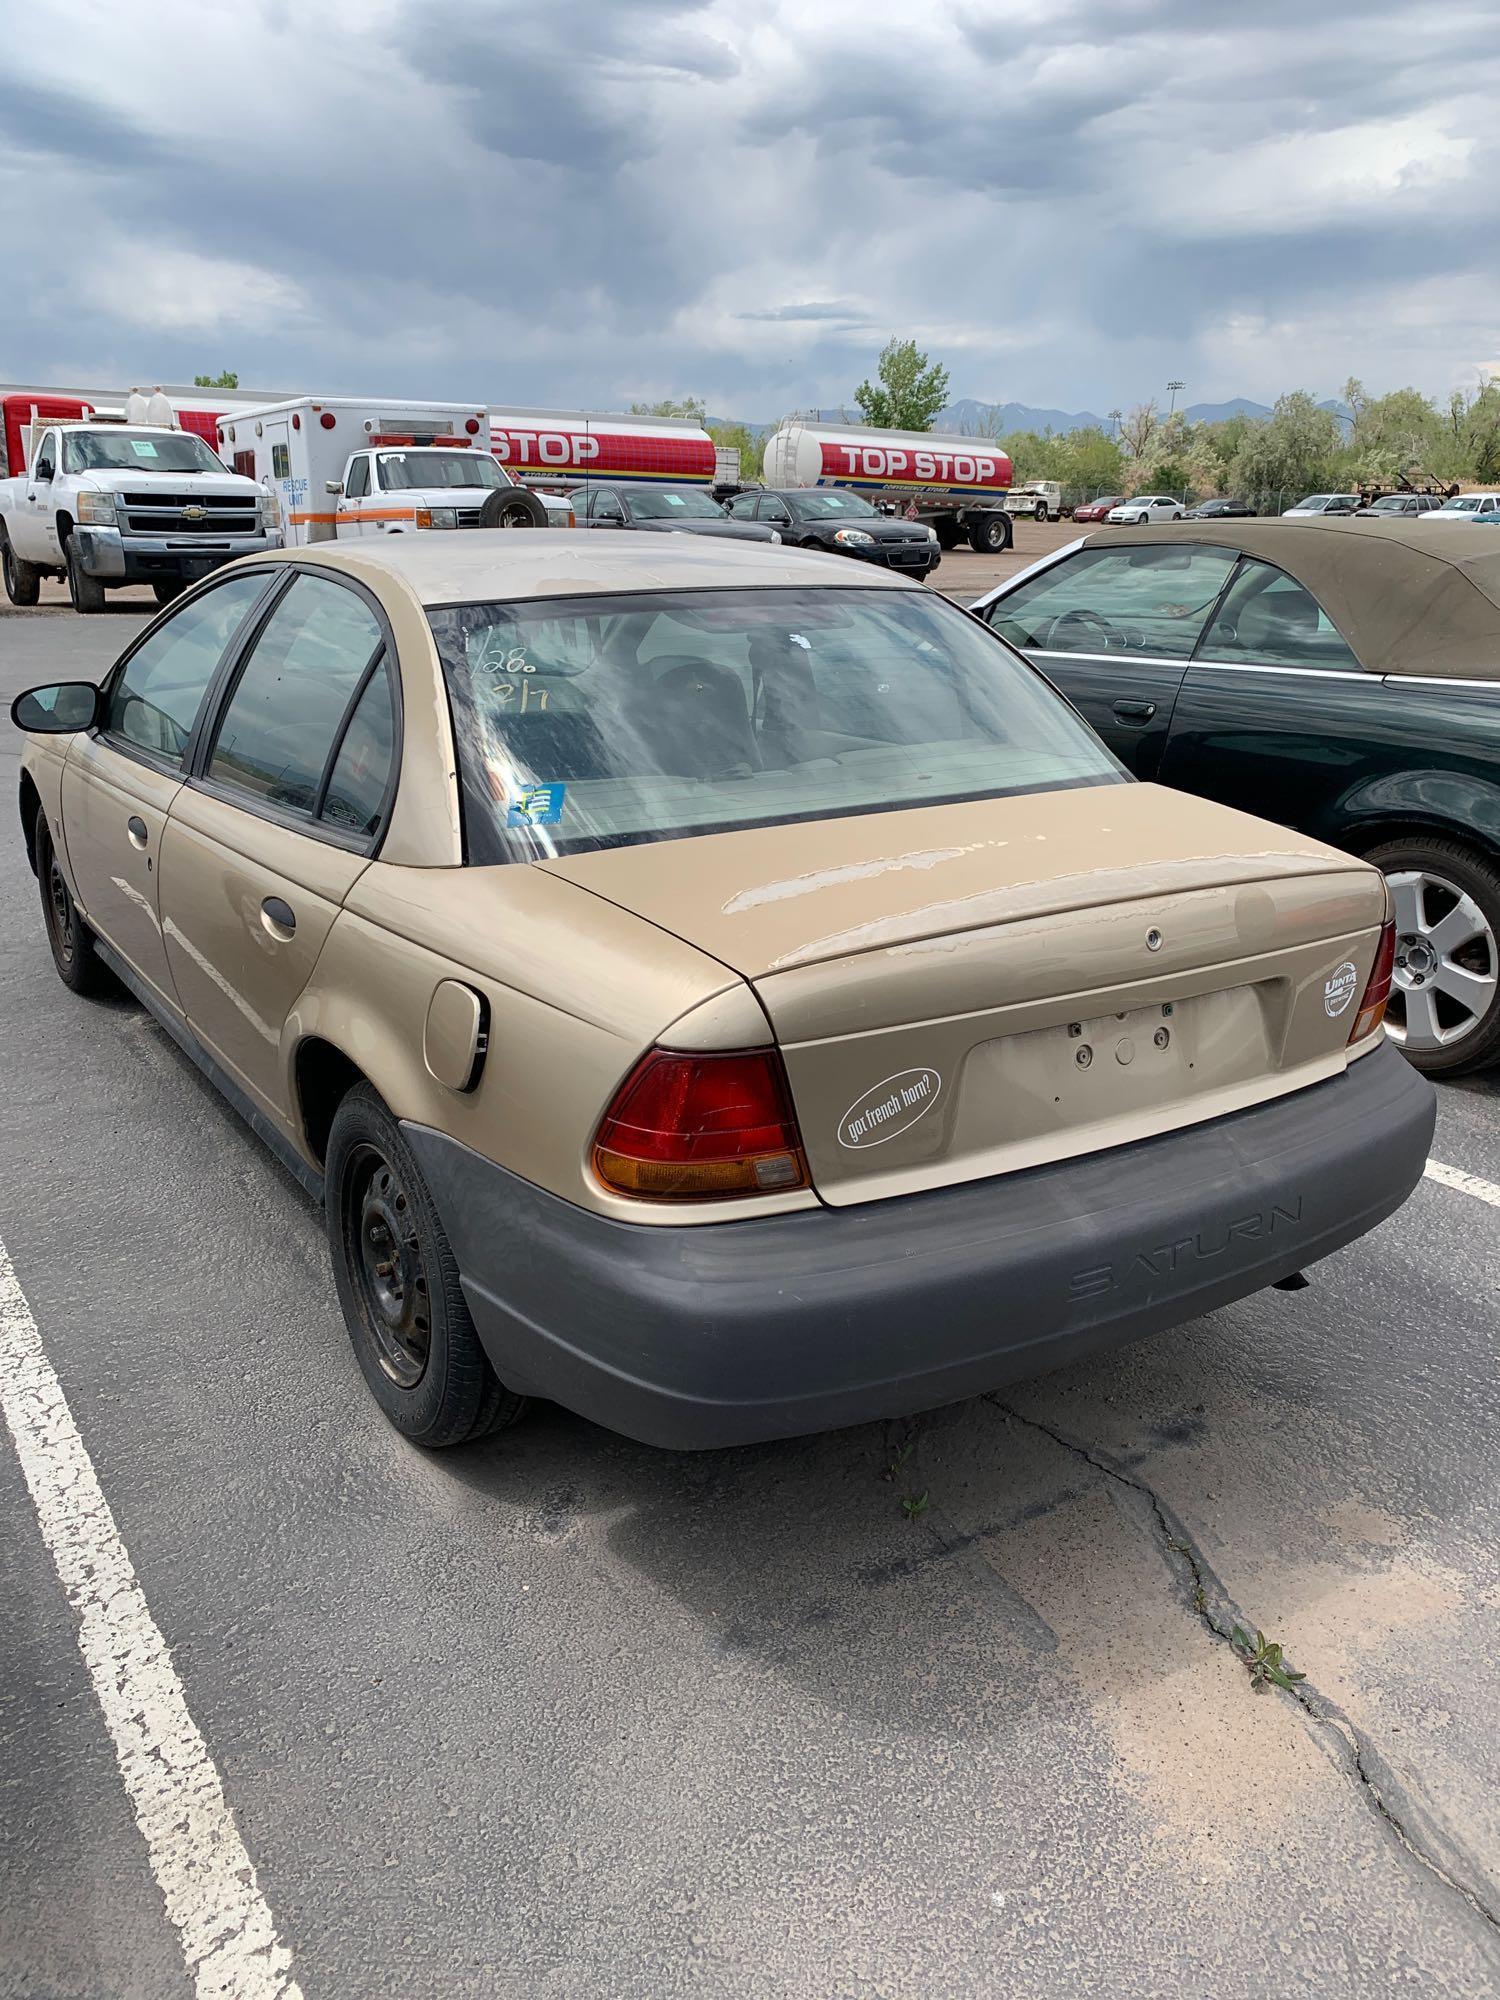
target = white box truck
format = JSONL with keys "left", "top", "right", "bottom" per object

{"left": 217, "top": 398, "right": 551, "bottom": 545}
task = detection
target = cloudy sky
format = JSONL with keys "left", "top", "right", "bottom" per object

{"left": 3, "top": 0, "right": 1497, "bottom": 421}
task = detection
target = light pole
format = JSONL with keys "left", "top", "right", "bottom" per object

{"left": 1167, "top": 379, "right": 1185, "bottom": 415}
{"left": 1108, "top": 408, "right": 1122, "bottom": 439}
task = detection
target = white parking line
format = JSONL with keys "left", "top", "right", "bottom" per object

{"left": 0, "top": 1234, "right": 302, "bottom": 2000}
{"left": 1426, "top": 1158, "right": 1500, "bottom": 1210}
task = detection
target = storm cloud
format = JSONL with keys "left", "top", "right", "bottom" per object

{"left": 1, "top": 0, "right": 1496, "bottom": 417}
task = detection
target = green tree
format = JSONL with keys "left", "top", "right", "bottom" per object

{"left": 853, "top": 338, "right": 951, "bottom": 431}
{"left": 1119, "top": 402, "right": 1158, "bottom": 458}
{"left": 1132, "top": 414, "right": 1222, "bottom": 499}
{"left": 709, "top": 421, "right": 763, "bottom": 481}
{"left": 193, "top": 370, "right": 239, "bottom": 388}
{"left": 1228, "top": 392, "right": 1342, "bottom": 507}
{"left": 1443, "top": 379, "right": 1500, "bottom": 482}
{"left": 1059, "top": 426, "right": 1125, "bottom": 496}
{"left": 629, "top": 397, "right": 707, "bottom": 421}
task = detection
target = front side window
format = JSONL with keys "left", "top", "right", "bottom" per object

{"left": 343, "top": 456, "right": 370, "bottom": 500}
{"left": 588, "top": 490, "right": 625, "bottom": 521}
{"left": 1197, "top": 559, "right": 1362, "bottom": 670}
{"left": 759, "top": 499, "right": 793, "bottom": 524}
{"left": 34, "top": 431, "right": 58, "bottom": 479}
{"left": 104, "top": 571, "right": 270, "bottom": 764}
{"left": 430, "top": 586, "right": 1124, "bottom": 862}
{"left": 62, "top": 429, "right": 223, "bottom": 475}
{"left": 207, "top": 574, "right": 383, "bottom": 819}
{"left": 988, "top": 545, "right": 1239, "bottom": 659}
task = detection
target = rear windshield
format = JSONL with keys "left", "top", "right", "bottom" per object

{"left": 428, "top": 586, "right": 1124, "bottom": 862}
{"left": 62, "top": 430, "right": 224, "bottom": 475}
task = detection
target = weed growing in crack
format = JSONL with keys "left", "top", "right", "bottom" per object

{"left": 1232, "top": 1626, "right": 1308, "bottom": 1695}
{"left": 902, "top": 1491, "right": 930, "bottom": 1520}
{"left": 882, "top": 1442, "right": 914, "bottom": 1482}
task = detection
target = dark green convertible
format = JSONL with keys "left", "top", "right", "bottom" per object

{"left": 974, "top": 519, "right": 1500, "bottom": 1075}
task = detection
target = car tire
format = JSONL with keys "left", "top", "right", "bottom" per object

{"left": 325, "top": 1083, "right": 529, "bottom": 1447}
{"left": 479, "top": 488, "right": 548, "bottom": 530}
{"left": 65, "top": 537, "right": 106, "bottom": 614}
{"left": 34, "top": 815, "right": 115, "bottom": 997}
{"left": 1, "top": 531, "right": 42, "bottom": 606}
{"left": 935, "top": 519, "right": 962, "bottom": 550}
{"left": 1035, "top": 503, "right": 1050, "bottom": 522}
{"left": 1365, "top": 838, "right": 1500, "bottom": 1076}
{"left": 968, "top": 514, "right": 1010, "bottom": 554}
{"left": 152, "top": 581, "right": 186, "bottom": 605}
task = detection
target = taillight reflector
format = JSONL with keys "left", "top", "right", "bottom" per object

{"left": 319, "top": 410, "right": 337, "bottom": 429}
{"left": 593, "top": 1048, "right": 808, "bottom": 1201}
{"left": 1350, "top": 918, "right": 1396, "bottom": 1044}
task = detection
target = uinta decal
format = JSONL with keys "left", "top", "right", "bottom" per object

{"left": 838, "top": 1067, "right": 943, "bottom": 1150}
{"left": 1323, "top": 960, "right": 1358, "bottom": 1018}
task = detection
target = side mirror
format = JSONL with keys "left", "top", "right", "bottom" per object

{"left": 34, "top": 460, "right": 54, "bottom": 483}
{"left": 326, "top": 480, "right": 343, "bottom": 495}
{"left": 11, "top": 681, "right": 101, "bottom": 733}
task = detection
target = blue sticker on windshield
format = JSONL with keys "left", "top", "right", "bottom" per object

{"left": 506, "top": 782, "right": 566, "bottom": 827}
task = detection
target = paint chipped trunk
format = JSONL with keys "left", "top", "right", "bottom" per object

{"left": 543, "top": 785, "right": 1389, "bottom": 1208}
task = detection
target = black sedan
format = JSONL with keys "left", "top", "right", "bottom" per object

{"left": 1183, "top": 497, "right": 1256, "bottom": 520}
{"left": 569, "top": 482, "right": 779, "bottom": 542}
{"left": 726, "top": 488, "right": 940, "bottom": 577}
{"left": 972, "top": 519, "right": 1500, "bottom": 1076}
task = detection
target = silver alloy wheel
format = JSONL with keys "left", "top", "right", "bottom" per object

{"left": 1384, "top": 868, "right": 1499, "bottom": 1051}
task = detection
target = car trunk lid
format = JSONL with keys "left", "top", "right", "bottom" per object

{"left": 542, "top": 785, "right": 1386, "bottom": 1205}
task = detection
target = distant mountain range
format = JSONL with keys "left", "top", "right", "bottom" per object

{"left": 711, "top": 397, "right": 1354, "bottom": 438}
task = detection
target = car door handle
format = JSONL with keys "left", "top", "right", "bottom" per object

{"left": 260, "top": 897, "right": 297, "bottom": 940}
{"left": 1112, "top": 700, "right": 1157, "bottom": 723}
{"left": 126, "top": 815, "right": 149, "bottom": 848}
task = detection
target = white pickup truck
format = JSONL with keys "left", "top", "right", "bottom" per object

{"left": 0, "top": 416, "right": 278, "bottom": 611}
{"left": 1003, "top": 480, "right": 1063, "bottom": 522}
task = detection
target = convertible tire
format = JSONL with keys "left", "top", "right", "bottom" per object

{"left": 1, "top": 532, "right": 42, "bottom": 606}
{"left": 326, "top": 1083, "right": 530, "bottom": 1447}
{"left": 479, "top": 487, "right": 549, "bottom": 530}
{"left": 66, "top": 537, "right": 106, "bottom": 614}
{"left": 968, "top": 513, "right": 1010, "bottom": 554}
{"left": 34, "top": 815, "right": 115, "bottom": 997}
{"left": 1365, "top": 837, "right": 1500, "bottom": 1076}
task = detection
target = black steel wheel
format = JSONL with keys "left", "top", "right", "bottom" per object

{"left": 34, "top": 816, "right": 113, "bottom": 996}
{"left": 2, "top": 533, "right": 42, "bottom": 606}
{"left": 325, "top": 1083, "right": 529, "bottom": 1446}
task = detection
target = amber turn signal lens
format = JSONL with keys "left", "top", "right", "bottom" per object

{"left": 593, "top": 1048, "right": 809, "bottom": 1201}
{"left": 1349, "top": 917, "right": 1397, "bottom": 1045}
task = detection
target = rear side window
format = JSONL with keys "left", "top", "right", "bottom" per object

{"left": 320, "top": 666, "right": 396, "bottom": 836}
{"left": 206, "top": 574, "right": 383, "bottom": 820}
{"left": 104, "top": 571, "right": 270, "bottom": 766}
{"left": 988, "top": 545, "right": 1239, "bottom": 660}
{"left": 1197, "top": 559, "right": 1362, "bottom": 671}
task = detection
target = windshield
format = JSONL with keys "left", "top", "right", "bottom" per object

{"left": 1438, "top": 497, "right": 1481, "bottom": 513}
{"left": 376, "top": 451, "right": 509, "bottom": 491}
{"left": 62, "top": 429, "right": 224, "bottom": 475}
{"left": 788, "top": 491, "right": 880, "bottom": 519}
{"left": 1368, "top": 496, "right": 1408, "bottom": 511}
{"left": 429, "top": 586, "right": 1124, "bottom": 862}
{"left": 624, "top": 487, "right": 726, "bottom": 520}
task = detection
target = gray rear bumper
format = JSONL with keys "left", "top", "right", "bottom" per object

{"left": 404, "top": 1041, "right": 1433, "bottom": 1451}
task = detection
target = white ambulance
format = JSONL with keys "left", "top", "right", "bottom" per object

{"left": 217, "top": 398, "right": 551, "bottom": 545}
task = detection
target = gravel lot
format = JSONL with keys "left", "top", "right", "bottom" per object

{"left": 3, "top": 585, "right": 1499, "bottom": 1999}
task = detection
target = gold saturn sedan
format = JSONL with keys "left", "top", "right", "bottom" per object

{"left": 12, "top": 535, "right": 1434, "bottom": 1449}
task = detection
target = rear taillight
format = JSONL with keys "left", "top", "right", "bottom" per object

{"left": 593, "top": 1048, "right": 808, "bottom": 1201}
{"left": 1350, "top": 918, "right": 1396, "bottom": 1044}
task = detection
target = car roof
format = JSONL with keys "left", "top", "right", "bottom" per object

{"left": 265, "top": 528, "right": 913, "bottom": 605}
{"left": 1076, "top": 518, "right": 1500, "bottom": 678}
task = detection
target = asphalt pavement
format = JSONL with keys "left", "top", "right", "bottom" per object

{"left": 3, "top": 589, "right": 1499, "bottom": 1999}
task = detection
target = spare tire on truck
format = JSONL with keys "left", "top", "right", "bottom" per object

{"left": 967, "top": 512, "right": 1011, "bottom": 554}
{"left": 479, "top": 488, "right": 549, "bottom": 530}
